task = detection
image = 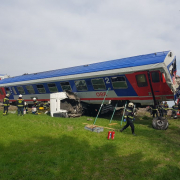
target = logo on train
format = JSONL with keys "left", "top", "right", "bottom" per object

{"left": 96, "top": 92, "right": 106, "bottom": 97}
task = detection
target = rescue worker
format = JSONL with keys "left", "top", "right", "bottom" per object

{"left": 3, "top": 94, "right": 10, "bottom": 116}
{"left": 32, "top": 97, "right": 39, "bottom": 114}
{"left": 163, "top": 101, "right": 169, "bottom": 117}
{"left": 152, "top": 104, "right": 158, "bottom": 118}
{"left": 171, "top": 102, "right": 179, "bottom": 118}
{"left": 158, "top": 102, "right": 164, "bottom": 117}
{"left": 120, "top": 102, "right": 136, "bottom": 136}
{"left": 16, "top": 94, "right": 25, "bottom": 116}
{"left": 43, "top": 101, "right": 49, "bottom": 110}
{"left": 24, "top": 102, "right": 28, "bottom": 114}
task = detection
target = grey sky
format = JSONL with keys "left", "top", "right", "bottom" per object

{"left": 0, "top": 0, "right": 180, "bottom": 77}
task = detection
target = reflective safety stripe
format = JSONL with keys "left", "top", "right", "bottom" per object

{"left": 127, "top": 110, "right": 132, "bottom": 112}
{"left": 128, "top": 116, "right": 134, "bottom": 119}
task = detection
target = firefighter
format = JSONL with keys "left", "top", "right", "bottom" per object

{"left": 16, "top": 94, "right": 25, "bottom": 116}
{"left": 32, "top": 97, "right": 39, "bottom": 114}
{"left": 158, "top": 102, "right": 164, "bottom": 117}
{"left": 171, "top": 102, "right": 178, "bottom": 118}
{"left": 163, "top": 101, "right": 169, "bottom": 117}
{"left": 33, "top": 98, "right": 39, "bottom": 108}
{"left": 3, "top": 94, "right": 10, "bottom": 116}
{"left": 120, "top": 102, "right": 136, "bottom": 136}
{"left": 43, "top": 101, "right": 49, "bottom": 110}
{"left": 152, "top": 104, "right": 158, "bottom": 118}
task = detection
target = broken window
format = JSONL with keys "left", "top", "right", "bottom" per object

{"left": 5, "top": 87, "right": 11, "bottom": 95}
{"left": 26, "top": 85, "right": 35, "bottom": 94}
{"left": 111, "top": 76, "right": 128, "bottom": 89}
{"left": 136, "top": 74, "right": 148, "bottom": 87}
{"left": 60, "top": 82, "right": 72, "bottom": 91}
{"left": 12, "top": 87, "right": 17, "bottom": 94}
{"left": 75, "top": 80, "right": 88, "bottom": 91}
{"left": 48, "top": 83, "right": 58, "bottom": 93}
{"left": 91, "top": 78, "right": 106, "bottom": 90}
{"left": 36, "top": 84, "right": 46, "bottom": 93}
{"left": 17, "top": 86, "right": 25, "bottom": 94}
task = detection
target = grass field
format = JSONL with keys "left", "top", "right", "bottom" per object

{"left": 0, "top": 111, "right": 180, "bottom": 180}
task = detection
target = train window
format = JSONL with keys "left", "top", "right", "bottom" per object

{"left": 5, "top": 87, "right": 11, "bottom": 94}
{"left": 75, "top": 80, "right": 88, "bottom": 91}
{"left": 151, "top": 72, "right": 160, "bottom": 83}
{"left": 91, "top": 78, "right": 106, "bottom": 90}
{"left": 136, "top": 74, "right": 148, "bottom": 87}
{"left": 48, "top": 83, "right": 58, "bottom": 93}
{"left": 36, "top": 84, "right": 46, "bottom": 93}
{"left": 0, "top": 89, "right": 3, "bottom": 95}
{"left": 12, "top": 87, "right": 17, "bottom": 94}
{"left": 60, "top": 82, "right": 72, "bottom": 91}
{"left": 17, "top": 86, "right": 25, "bottom": 94}
{"left": 26, "top": 85, "right": 35, "bottom": 94}
{"left": 111, "top": 76, "right": 128, "bottom": 89}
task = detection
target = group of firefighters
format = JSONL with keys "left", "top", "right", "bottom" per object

{"left": 120, "top": 100, "right": 180, "bottom": 136}
{"left": 150, "top": 101, "right": 179, "bottom": 118}
{"left": 2, "top": 94, "right": 179, "bottom": 136}
{"left": 2, "top": 94, "right": 50, "bottom": 116}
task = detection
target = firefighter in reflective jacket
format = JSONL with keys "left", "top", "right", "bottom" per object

{"left": 33, "top": 98, "right": 39, "bottom": 108}
{"left": 163, "top": 101, "right": 169, "bottom": 117}
{"left": 152, "top": 104, "right": 158, "bottom": 118}
{"left": 171, "top": 102, "right": 179, "bottom": 118}
{"left": 16, "top": 94, "right": 25, "bottom": 116}
{"left": 120, "top": 102, "right": 136, "bottom": 136}
{"left": 3, "top": 94, "right": 10, "bottom": 116}
{"left": 43, "top": 101, "right": 49, "bottom": 110}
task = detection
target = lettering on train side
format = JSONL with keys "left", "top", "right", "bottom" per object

{"left": 96, "top": 92, "right": 106, "bottom": 97}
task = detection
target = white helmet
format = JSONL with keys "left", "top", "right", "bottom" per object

{"left": 128, "top": 102, "right": 134, "bottom": 108}
{"left": 6, "top": 94, "right": 10, "bottom": 97}
{"left": 33, "top": 97, "right": 36, "bottom": 101}
{"left": 19, "top": 94, "right": 22, "bottom": 98}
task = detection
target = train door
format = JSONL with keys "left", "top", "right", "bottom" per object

{"left": 149, "top": 71, "right": 161, "bottom": 96}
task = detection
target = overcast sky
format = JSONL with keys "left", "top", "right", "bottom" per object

{"left": 0, "top": 0, "right": 180, "bottom": 77}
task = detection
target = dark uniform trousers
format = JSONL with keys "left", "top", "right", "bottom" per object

{"left": 158, "top": 105, "right": 164, "bottom": 117}
{"left": 152, "top": 106, "right": 158, "bottom": 118}
{"left": 121, "top": 107, "right": 135, "bottom": 134}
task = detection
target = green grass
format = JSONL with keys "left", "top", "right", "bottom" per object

{"left": 0, "top": 111, "right": 180, "bottom": 180}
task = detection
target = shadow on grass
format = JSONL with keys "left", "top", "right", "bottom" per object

{"left": 0, "top": 135, "right": 180, "bottom": 180}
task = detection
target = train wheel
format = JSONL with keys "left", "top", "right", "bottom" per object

{"left": 152, "top": 117, "right": 168, "bottom": 130}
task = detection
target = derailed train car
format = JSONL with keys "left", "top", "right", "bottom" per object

{"left": 0, "top": 51, "right": 178, "bottom": 129}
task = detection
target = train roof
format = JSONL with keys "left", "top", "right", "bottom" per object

{"left": 0, "top": 51, "right": 174, "bottom": 86}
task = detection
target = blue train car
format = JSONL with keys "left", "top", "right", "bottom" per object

{"left": 0, "top": 50, "right": 178, "bottom": 107}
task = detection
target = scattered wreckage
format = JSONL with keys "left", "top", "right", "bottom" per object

{"left": 50, "top": 91, "right": 114, "bottom": 118}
